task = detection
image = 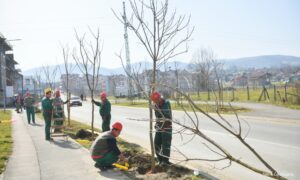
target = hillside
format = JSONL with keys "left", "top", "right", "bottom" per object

{"left": 22, "top": 55, "right": 300, "bottom": 77}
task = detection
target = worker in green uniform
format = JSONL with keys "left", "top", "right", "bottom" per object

{"left": 151, "top": 92, "right": 173, "bottom": 166}
{"left": 42, "top": 88, "right": 53, "bottom": 141}
{"left": 52, "top": 90, "right": 68, "bottom": 132}
{"left": 92, "top": 92, "right": 111, "bottom": 132}
{"left": 90, "top": 122, "right": 126, "bottom": 170}
{"left": 24, "top": 92, "right": 36, "bottom": 124}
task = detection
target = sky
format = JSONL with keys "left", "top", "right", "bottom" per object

{"left": 1, "top": 0, "right": 300, "bottom": 71}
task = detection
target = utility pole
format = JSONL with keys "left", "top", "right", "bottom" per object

{"left": 122, "top": 1, "right": 133, "bottom": 98}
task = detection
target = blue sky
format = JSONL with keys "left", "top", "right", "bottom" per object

{"left": 1, "top": 0, "right": 299, "bottom": 71}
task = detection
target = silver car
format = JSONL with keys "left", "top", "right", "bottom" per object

{"left": 70, "top": 96, "right": 82, "bottom": 106}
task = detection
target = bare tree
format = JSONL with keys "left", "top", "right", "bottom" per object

{"left": 58, "top": 44, "right": 76, "bottom": 126}
{"left": 42, "top": 64, "right": 59, "bottom": 90}
{"left": 72, "top": 28, "right": 102, "bottom": 135}
{"left": 114, "top": 0, "right": 193, "bottom": 170}
{"left": 211, "top": 57, "right": 224, "bottom": 111}
{"left": 190, "top": 48, "right": 214, "bottom": 100}
{"left": 173, "top": 86, "right": 286, "bottom": 179}
{"left": 127, "top": 84, "right": 286, "bottom": 179}
{"left": 34, "top": 69, "right": 42, "bottom": 97}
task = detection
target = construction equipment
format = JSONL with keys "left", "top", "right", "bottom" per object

{"left": 50, "top": 98, "right": 68, "bottom": 141}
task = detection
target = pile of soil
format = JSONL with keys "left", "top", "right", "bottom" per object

{"left": 72, "top": 130, "right": 201, "bottom": 179}
{"left": 75, "top": 129, "right": 93, "bottom": 139}
{"left": 123, "top": 150, "right": 195, "bottom": 179}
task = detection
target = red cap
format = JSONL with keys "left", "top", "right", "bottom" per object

{"left": 150, "top": 92, "right": 161, "bottom": 102}
{"left": 100, "top": 92, "right": 107, "bottom": 99}
{"left": 112, "top": 122, "right": 123, "bottom": 131}
{"left": 55, "top": 90, "right": 60, "bottom": 97}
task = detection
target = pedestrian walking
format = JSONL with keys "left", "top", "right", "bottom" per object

{"left": 15, "top": 94, "right": 22, "bottom": 113}
{"left": 151, "top": 91, "right": 173, "bottom": 166}
{"left": 42, "top": 88, "right": 53, "bottom": 141}
{"left": 24, "top": 92, "right": 36, "bottom": 124}
{"left": 92, "top": 92, "right": 111, "bottom": 132}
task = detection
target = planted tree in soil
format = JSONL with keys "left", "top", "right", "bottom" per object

{"left": 113, "top": 0, "right": 193, "bottom": 171}
{"left": 72, "top": 28, "right": 102, "bottom": 135}
{"left": 58, "top": 44, "right": 76, "bottom": 126}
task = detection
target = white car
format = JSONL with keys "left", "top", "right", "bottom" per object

{"left": 70, "top": 96, "right": 82, "bottom": 106}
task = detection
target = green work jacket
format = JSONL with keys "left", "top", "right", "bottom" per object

{"left": 154, "top": 99, "right": 172, "bottom": 129}
{"left": 42, "top": 97, "right": 53, "bottom": 116}
{"left": 93, "top": 99, "right": 111, "bottom": 116}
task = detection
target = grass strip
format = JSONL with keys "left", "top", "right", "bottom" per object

{"left": 0, "top": 110, "right": 12, "bottom": 174}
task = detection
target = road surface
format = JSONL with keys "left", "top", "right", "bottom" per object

{"left": 68, "top": 100, "right": 300, "bottom": 180}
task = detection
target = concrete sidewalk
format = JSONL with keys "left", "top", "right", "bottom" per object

{"left": 2, "top": 111, "right": 129, "bottom": 180}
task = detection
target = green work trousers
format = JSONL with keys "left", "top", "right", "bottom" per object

{"left": 154, "top": 129, "right": 172, "bottom": 164}
{"left": 101, "top": 114, "right": 111, "bottom": 132}
{"left": 43, "top": 114, "right": 51, "bottom": 140}
{"left": 93, "top": 151, "right": 118, "bottom": 167}
{"left": 26, "top": 107, "right": 35, "bottom": 124}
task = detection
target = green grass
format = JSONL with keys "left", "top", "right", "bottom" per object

{"left": 61, "top": 118, "right": 143, "bottom": 151}
{"left": 0, "top": 110, "right": 12, "bottom": 174}
{"left": 188, "top": 86, "right": 300, "bottom": 110}
{"left": 112, "top": 101, "right": 250, "bottom": 114}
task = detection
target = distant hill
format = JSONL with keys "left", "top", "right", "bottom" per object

{"left": 22, "top": 61, "right": 189, "bottom": 77}
{"left": 223, "top": 55, "right": 300, "bottom": 69}
{"left": 22, "top": 55, "right": 300, "bottom": 78}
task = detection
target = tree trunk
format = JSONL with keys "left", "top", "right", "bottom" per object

{"left": 149, "top": 60, "right": 156, "bottom": 171}
{"left": 67, "top": 92, "right": 71, "bottom": 126}
{"left": 91, "top": 90, "right": 94, "bottom": 135}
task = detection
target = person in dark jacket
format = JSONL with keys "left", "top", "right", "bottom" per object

{"left": 24, "top": 92, "right": 36, "bottom": 124}
{"left": 42, "top": 88, "right": 53, "bottom": 141}
{"left": 90, "top": 122, "right": 126, "bottom": 170}
{"left": 151, "top": 91, "right": 172, "bottom": 166}
{"left": 92, "top": 92, "right": 111, "bottom": 132}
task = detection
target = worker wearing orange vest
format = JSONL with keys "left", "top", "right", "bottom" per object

{"left": 90, "top": 122, "right": 126, "bottom": 170}
{"left": 151, "top": 92, "right": 173, "bottom": 166}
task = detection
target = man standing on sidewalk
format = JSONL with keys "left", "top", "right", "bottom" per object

{"left": 24, "top": 92, "right": 36, "bottom": 124}
{"left": 42, "top": 88, "right": 53, "bottom": 141}
{"left": 92, "top": 92, "right": 111, "bottom": 132}
{"left": 90, "top": 122, "right": 126, "bottom": 170}
{"left": 151, "top": 92, "right": 173, "bottom": 166}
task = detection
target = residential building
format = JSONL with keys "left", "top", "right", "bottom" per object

{"left": 0, "top": 33, "right": 23, "bottom": 106}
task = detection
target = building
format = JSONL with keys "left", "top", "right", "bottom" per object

{"left": 248, "top": 70, "right": 272, "bottom": 88}
{"left": 60, "top": 73, "right": 110, "bottom": 97}
{"left": 232, "top": 74, "right": 248, "bottom": 87}
{"left": 0, "top": 33, "right": 23, "bottom": 106}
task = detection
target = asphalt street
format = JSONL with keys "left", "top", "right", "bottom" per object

{"left": 69, "top": 100, "right": 300, "bottom": 180}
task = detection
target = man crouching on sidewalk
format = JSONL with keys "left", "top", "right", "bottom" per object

{"left": 90, "top": 122, "right": 126, "bottom": 170}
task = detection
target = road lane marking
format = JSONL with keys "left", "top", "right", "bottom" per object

{"left": 201, "top": 129, "right": 300, "bottom": 150}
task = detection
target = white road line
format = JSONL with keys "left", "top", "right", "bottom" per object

{"left": 201, "top": 129, "right": 300, "bottom": 150}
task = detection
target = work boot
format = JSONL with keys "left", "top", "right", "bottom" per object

{"left": 160, "top": 161, "right": 172, "bottom": 167}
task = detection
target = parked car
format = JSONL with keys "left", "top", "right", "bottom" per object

{"left": 70, "top": 96, "right": 82, "bottom": 106}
